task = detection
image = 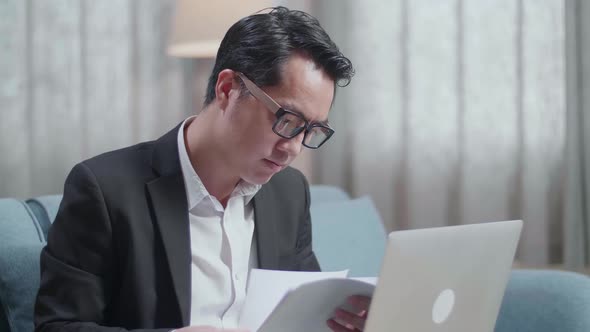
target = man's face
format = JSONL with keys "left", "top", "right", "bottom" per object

{"left": 222, "top": 55, "right": 335, "bottom": 185}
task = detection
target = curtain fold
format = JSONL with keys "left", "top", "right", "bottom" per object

{"left": 564, "top": 0, "right": 590, "bottom": 270}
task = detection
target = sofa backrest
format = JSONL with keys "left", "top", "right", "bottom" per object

{"left": 309, "top": 185, "right": 351, "bottom": 204}
{"left": 25, "top": 195, "right": 62, "bottom": 239}
{"left": 495, "top": 269, "right": 590, "bottom": 332}
{"left": 0, "top": 199, "right": 45, "bottom": 246}
{"left": 0, "top": 198, "right": 47, "bottom": 332}
{"left": 310, "top": 196, "right": 387, "bottom": 277}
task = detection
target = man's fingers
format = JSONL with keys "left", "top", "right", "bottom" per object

{"left": 334, "top": 308, "right": 366, "bottom": 330}
{"left": 327, "top": 318, "right": 361, "bottom": 332}
{"left": 327, "top": 295, "right": 372, "bottom": 331}
{"left": 347, "top": 295, "right": 371, "bottom": 311}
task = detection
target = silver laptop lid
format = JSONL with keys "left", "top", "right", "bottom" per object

{"left": 365, "top": 220, "right": 523, "bottom": 332}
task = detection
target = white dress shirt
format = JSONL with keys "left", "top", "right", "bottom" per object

{"left": 177, "top": 117, "right": 260, "bottom": 328}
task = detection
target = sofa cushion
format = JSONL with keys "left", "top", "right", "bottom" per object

{"left": 495, "top": 269, "right": 590, "bottom": 332}
{"left": 26, "top": 195, "right": 62, "bottom": 240}
{"left": 0, "top": 199, "right": 44, "bottom": 246}
{"left": 311, "top": 196, "right": 386, "bottom": 277}
{"left": 309, "top": 185, "right": 351, "bottom": 205}
{"left": 0, "top": 198, "right": 43, "bottom": 332}
{"left": 0, "top": 243, "right": 44, "bottom": 332}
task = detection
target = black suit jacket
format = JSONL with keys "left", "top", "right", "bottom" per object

{"left": 34, "top": 125, "right": 320, "bottom": 332}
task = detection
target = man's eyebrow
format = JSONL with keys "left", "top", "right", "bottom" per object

{"left": 281, "top": 102, "right": 330, "bottom": 125}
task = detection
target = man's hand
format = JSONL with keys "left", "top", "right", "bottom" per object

{"left": 175, "top": 327, "right": 250, "bottom": 332}
{"left": 327, "top": 295, "right": 372, "bottom": 332}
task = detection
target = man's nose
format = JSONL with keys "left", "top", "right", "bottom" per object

{"left": 276, "top": 131, "right": 305, "bottom": 155}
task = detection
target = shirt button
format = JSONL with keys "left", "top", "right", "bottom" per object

{"left": 234, "top": 273, "right": 239, "bottom": 280}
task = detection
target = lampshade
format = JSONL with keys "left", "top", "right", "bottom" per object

{"left": 168, "top": 0, "right": 271, "bottom": 58}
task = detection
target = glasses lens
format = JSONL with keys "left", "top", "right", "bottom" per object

{"left": 304, "top": 126, "right": 333, "bottom": 148}
{"left": 274, "top": 112, "right": 306, "bottom": 138}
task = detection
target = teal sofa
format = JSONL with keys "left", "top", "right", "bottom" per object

{"left": 1, "top": 188, "right": 590, "bottom": 332}
{"left": 0, "top": 195, "right": 61, "bottom": 332}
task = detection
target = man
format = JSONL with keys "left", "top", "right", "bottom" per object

{"left": 35, "top": 7, "right": 368, "bottom": 332}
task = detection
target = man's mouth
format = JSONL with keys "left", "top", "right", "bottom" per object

{"left": 264, "top": 159, "right": 286, "bottom": 171}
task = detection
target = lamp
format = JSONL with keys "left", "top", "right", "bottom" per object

{"left": 168, "top": 0, "right": 271, "bottom": 58}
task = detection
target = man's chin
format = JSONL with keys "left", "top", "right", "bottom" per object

{"left": 242, "top": 170, "right": 280, "bottom": 185}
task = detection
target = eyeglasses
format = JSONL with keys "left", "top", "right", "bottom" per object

{"left": 236, "top": 72, "right": 334, "bottom": 149}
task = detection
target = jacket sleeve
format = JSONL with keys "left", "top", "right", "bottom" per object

{"left": 34, "top": 162, "right": 168, "bottom": 332}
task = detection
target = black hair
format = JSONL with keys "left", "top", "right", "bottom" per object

{"left": 203, "top": 6, "right": 354, "bottom": 106}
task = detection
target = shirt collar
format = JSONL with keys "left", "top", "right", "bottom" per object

{"left": 177, "top": 116, "right": 261, "bottom": 210}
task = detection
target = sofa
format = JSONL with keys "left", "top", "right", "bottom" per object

{"left": 1, "top": 187, "right": 590, "bottom": 332}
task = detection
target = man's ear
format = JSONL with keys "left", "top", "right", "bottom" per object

{"left": 215, "top": 69, "right": 240, "bottom": 111}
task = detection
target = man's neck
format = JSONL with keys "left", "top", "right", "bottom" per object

{"left": 184, "top": 111, "right": 240, "bottom": 206}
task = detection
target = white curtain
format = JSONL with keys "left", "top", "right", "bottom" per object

{"left": 564, "top": 0, "right": 590, "bottom": 270}
{"left": 312, "top": 0, "right": 568, "bottom": 267}
{"left": 0, "top": 0, "right": 195, "bottom": 199}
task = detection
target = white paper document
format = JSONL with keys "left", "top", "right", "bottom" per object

{"left": 239, "top": 269, "right": 376, "bottom": 332}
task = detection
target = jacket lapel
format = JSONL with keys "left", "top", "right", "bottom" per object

{"left": 253, "top": 186, "right": 279, "bottom": 270}
{"left": 146, "top": 124, "right": 191, "bottom": 326}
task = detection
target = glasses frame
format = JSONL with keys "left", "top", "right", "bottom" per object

{"left": 236, "top": 72, "right": 334, "bottom": 149}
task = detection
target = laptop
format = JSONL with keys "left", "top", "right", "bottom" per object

{"left": 364, "top": 219, "right": 523, "bottom": 332}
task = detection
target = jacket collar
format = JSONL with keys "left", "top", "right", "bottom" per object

{"left": 146, "top": 123, "right": 192, "bottom": 325}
